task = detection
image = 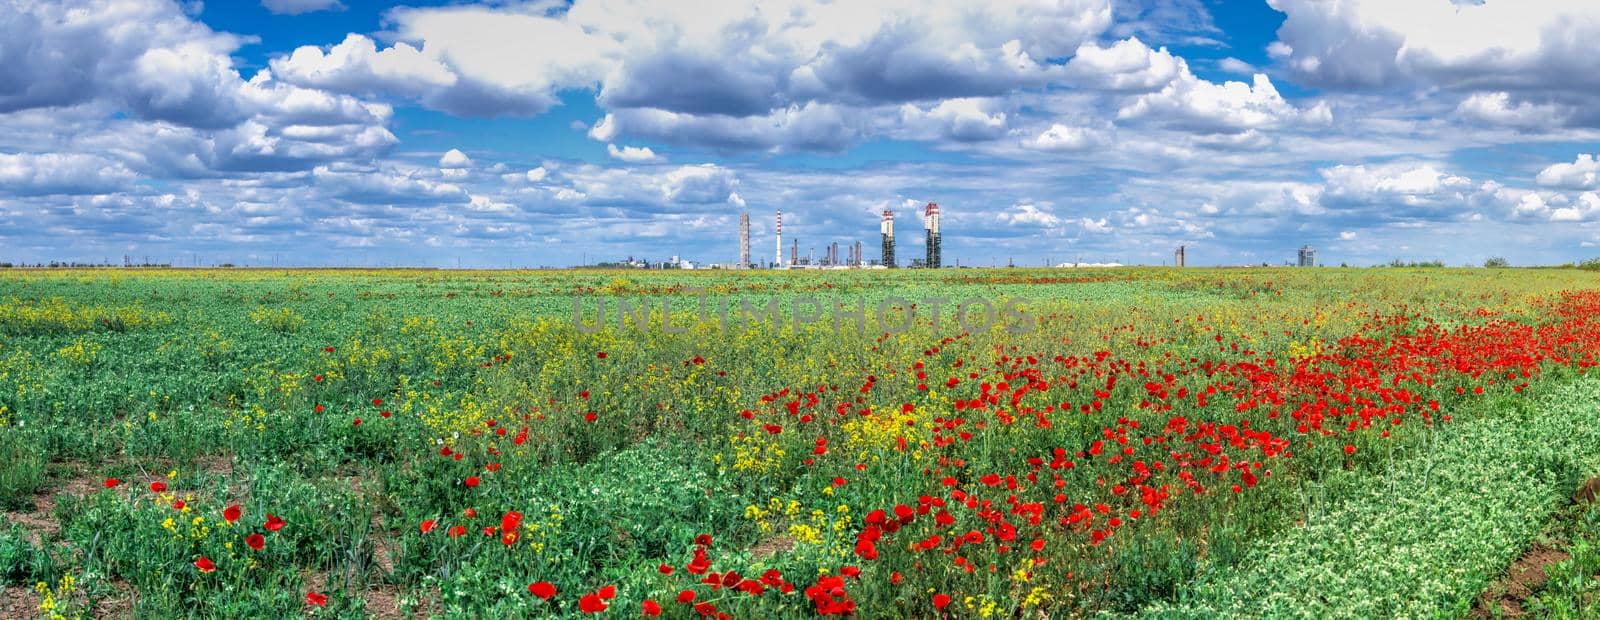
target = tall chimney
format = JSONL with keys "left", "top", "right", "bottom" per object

{"left": 775, "top": 210, "right": 783, "bottom": 268}
{"left": 881, "top": 209, "right": 895, "bottom": 268}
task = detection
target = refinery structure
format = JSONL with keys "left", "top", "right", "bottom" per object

{"left": 738, "top": 202, "right": 944, "bottom": 270}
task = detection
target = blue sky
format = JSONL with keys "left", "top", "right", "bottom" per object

{"left": 2, "top": 0, "right": 1599, "bottom": 267}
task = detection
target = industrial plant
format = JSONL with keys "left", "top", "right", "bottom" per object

{"left": 734, "top": 202, "right": 947, "bottom": 270}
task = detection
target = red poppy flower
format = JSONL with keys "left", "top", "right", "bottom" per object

{"left": 149, "top": 481, "right": 167, "bottom": 493}
{"left": 642, "top": 599, "right": 662, "bottom": 617}
{"left": 448, "top": 525, "right": 467, "bottom": 538}
{"left": 223, "top": 504, "right": 241, "bottom": 524}
{"left": 372, "top": 398, "right": 383, "bottom": 406}
{"left": 103, "top": 478, "right": 120, "bottom": 488}
{"left": 933, "top": 593, "right": 952, "bottom": 610}
{"left": 579, "top": 593, "right": 608, "bottom": 613}
{"left": 306, "top": 592, "right": 327, "bottom": 607}
{"left": 676, "top": 590, "right": 696, "bottom": 604}
{"left": 420, "top": 519, "right": 437, "bottom": 534}
{"left": 528, "top": 581, "right": 557, "bottom": 600}
{"left": 1344, "top": 444, "right": 1356, "bottom": 455}
{"left": 584, "top": 412, "right": 597, "bottom": 423}
{"left": 597, "top": 585, "right": 617, "bottom": 600}
{"left": 657, "top": 563, "right": 674, "bottom": 575}
{"left": 597, "top": 351, "right": 607, "bottom": 359}
{"left": 195, "top": 556, "right": 216, "bottom": 573}
{"left": 246, "top": 533, "right": 265, "bottom": 551}
{"left": 264, "top": 514, "right": 285, "bottom": 532}
{"left": 464, "top": 476, "right": 480, "bottom": 488}
{"left": 314, "top": 404, "right": 324, "bottom": 413}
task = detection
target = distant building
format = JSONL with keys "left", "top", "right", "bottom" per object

{"left": 881, "top": 209, "right": 896, "bottom": 268}
{"left": 1297, "top": 245, "right": 1316, "bottom": 267}
{"left": 1174, "top": 245, "right": 1186, "bottom": 267}
{"left": 739, "top": 212, "right": 750, "bottom": 269}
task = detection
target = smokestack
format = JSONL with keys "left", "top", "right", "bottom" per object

{"left": 739, "top": 213, "right": 750, "bottom": 269}
{"left": 923, "top": 202, "right": 941, "bottom": 269}
{"left": 791, "top": 238, "right": 798, "bottom": 266}
{"left": 775, "top": 210, "right": 783, "bottom": 268}
{"left": 854, "top": 240, "right": 862, "bottom": 267}
{"left": 881, "top": 209, "right": 895, "bottom": 268}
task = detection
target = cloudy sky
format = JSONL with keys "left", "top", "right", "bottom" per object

{"left": 3, "top": 0, "right": 1600, "bottom": 267}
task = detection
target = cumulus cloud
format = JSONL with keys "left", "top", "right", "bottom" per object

{"left": 0, "top": 0, "right": 395, "bottom": 179}
{"left": 1022, "top": 123, "right": 1102, "bottom": 152}
{"left": 272, "top": 1, "right": 1111, "bottom": 118}
{"left": 438, "top": 149, "right": 473, "bottom": 169}
{"left": 661, "top": 164, "right": 740, "bottom": 204}
{"left": 1536, "top": 153, "right": 1599, "bottom": 190}
{"left": 893, "top": 99, "right": 1009, "bottom": 142}
{"left": 1065, "top": 37, "right": 1184, "bottom": 91}
{"left": 1455, "top": 92, "right": 1569, "bottom": 129}
{"left": 607, "top": 144, "right": 662, "bottom": 163}
{"left": 0, "top": 153, "right": 137, "bottom": 196}
{"left": 1118, "top": 72, "right": 1327, "bottom": 133}
{"left": 1000, "top": 202, "right": 1063, "bottom": 227}
{"left": 1320, "top": 163, "right": 1473, "bottom": 202}
{"left": 1267, "top": 0, "right": 1600, "bottom": 125}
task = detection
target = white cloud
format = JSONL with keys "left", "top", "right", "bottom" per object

{"left": 1267, "top": 0, "right": 1600, "bottom": 103}
{"left": 1118, "top": 73, "right": 1324, "bottom": 133}
{"left": 1536, "top": 154, "right": 1599, "bottom": 190}
{"left": 1217, "top": 57, "right": 1256, "bottom": 75}
{"left": 1455, "top": 92, "right": 1568, "bottom": 129}
{"left": 1078, "top": 217, "right": 1113, "bottom": 233}
{"left": 526, "top": 167, "right": 548, "bottom": 183}
{"left": 1339, "top": 231, "right": 1357, "bottom": 240}
{"left": 1022, "top": 123, "right": 1101, "bottom": 152}
{"left": 660, "top": 164, "right": 739, "bottom": 204}
{"left": 0, "top": 153, "right": 136, "bottom": 196}
{"left": 260, "top": 0, "right": 344, "bottom": 16}
{"left": 1065, "top": 37, "right": 1184, "bottom": 92}
{"left": 1000, "top": 203, "right": 1062, "bottom": 227}
{"left": 271, "top": 0, "right": 1112, "bottom": 120}
{"left": 606, "top": 144, "right": 662, "bottom": 163}
{"left": 1550, "top": 193, "right": 1600, "bottom": 222}
{"left": 894, "top": 98, "right": 1009, "bottom": 142}
{"left": 439, "top": 149, "right": 473, "bottom": 169}
{"left": 1321, "top": 163, "right": 1473, "bottom": 200}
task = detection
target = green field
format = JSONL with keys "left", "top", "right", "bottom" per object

{"left": 2, "top": 267, "right": 1599, "bottom": 618}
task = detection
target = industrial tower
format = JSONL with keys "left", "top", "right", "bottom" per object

{"left": 923, "top": 202, "right": 941, "bottom": 269}
{"left": 881, "top": 209, "right": 895, "bottom": 268}
{"left": 739, "top": 213, "right": 750, "bottom": 269}
{"left": 775, "top": 210, "right": 783, "bottom": 268}
{"left": 1174, "top": 245, "right": 1185, "bottom": 267}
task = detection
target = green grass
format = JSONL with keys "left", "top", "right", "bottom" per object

{"left": 1142, "top": 379, "right": 1600, "bottom": 619}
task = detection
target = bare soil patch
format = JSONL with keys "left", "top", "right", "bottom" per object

{"left": 0, "top": 585, "right": 43, "bottom": 619}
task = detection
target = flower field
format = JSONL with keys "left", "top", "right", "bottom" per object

{"left": 2, "top": 267, "right": 1600, "bottom": 618}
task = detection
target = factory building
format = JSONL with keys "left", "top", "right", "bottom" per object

{"left": 1298, "top": 245, "right": 1316, "bottom": 267}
